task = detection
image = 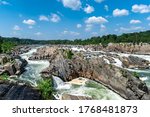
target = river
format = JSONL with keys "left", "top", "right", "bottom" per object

{"left": 19, "top": 47, "right": 124, "bottom": 100}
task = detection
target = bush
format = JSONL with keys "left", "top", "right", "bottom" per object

{"left": 65, "top": 50, "right": 74, "bottom": 59}
{"left": 0, "top": 73, "right": 9, "bottom": 80}
{"left": 37, "top": 79, "right": 54, "bottom": 100}
{"left": 132, "top": 72, "right": 140, "bottom": 78}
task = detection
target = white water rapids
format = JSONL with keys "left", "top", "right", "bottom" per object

{"left": 19, "top": 47, "right": 49, "bottom": 86}
{"left": 19, "top": 47, "right": 123, "bottom": 100}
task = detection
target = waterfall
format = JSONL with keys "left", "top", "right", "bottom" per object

{"left": 52, "top": 76, "right": 71, "bottom": 90}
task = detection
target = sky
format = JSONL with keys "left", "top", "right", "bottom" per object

{"left": 0, "top": 0, "right": 150, "bottom": 40}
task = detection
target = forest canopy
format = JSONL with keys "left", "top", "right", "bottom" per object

{"left": 0, "top": 30, "right": 150, "bottom": 47}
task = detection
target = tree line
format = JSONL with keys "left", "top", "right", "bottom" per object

{"left": 0, "top": 30, "right": 150, "bottom": 53}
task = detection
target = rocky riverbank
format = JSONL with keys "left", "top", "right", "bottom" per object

{"left": 0, "top": 46, "right": 44, "bottom": 100}
{"left": 0, "top": 80, "right": 42, "bottom": 100}
{"left": 29, "top": 46, "right": 150, "bottom": 100}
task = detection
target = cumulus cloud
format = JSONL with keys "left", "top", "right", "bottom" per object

{"left": 62, "top": 30, "right": 80, "bottom": 36}
{"left": 35, "top": 32, "right": 42, "bottom": 36}
{"left": 84, "top": 4, "right": 94, "bottom": 14}
{"left": 77, "top": 24, "right": 82, "bottom": 28}
{"left": 59, "top": 0, "right": 82, "bottom": 10}
{"left": 132, "top": 4, "right": 150, "bottom": 13}
{"left": 85, "top": 16, "right": 108, "bottom": 24}
{"left": 50, "top": 13, "right": 61, "bottom": 23}
{"left": 147, "top": 16, "right": 150, "bottom": 20}
{"left": 39, "top": 15, "right": 49, "bottom": 21}
{"left": 94, "top": 0, "right": 105, "bottom": 3}
{"left": 13, "top": 25, "right": 21, "bottom": 31}
{"left": 104, "top": 5, "right": 109, "bottom": 11}
{"left": 85, "top": 24, "right": 93, "bottom": 31}
{"left": 0, "top": 1, "right": 10, "bottom": 5}
{"left": 23, "top": 19, "right": 36, "bottom": 25}
{"left": 113, "top": 9, "right": 129, "bottom": 17}
{"left": 119, "top": 26, "right": 144, "bottom": 32}
{"left": 130, "top": 20, "right": 141, "bottom": 24}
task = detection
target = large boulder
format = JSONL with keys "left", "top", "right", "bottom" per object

{"left": 121, "top": 56, "right": 150, "bottom": 69}
{"left": 42, "top": 48, "right": 150, "bottom": 100}
{"left": 14, "top": 56, "right": 28, "bottom": 75}
{"left": 0, "top": 54, "right": 12, "bottom": 65}
{"left": 0, "top": 80, "right": 42, "bottom": 100}
{"left": 4, "top": 63, "right": 16, "bottom": 75}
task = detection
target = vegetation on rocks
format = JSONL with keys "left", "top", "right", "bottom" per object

{"left": 37, "top": 78, "right": 54, "bottom": 100}
{"left": 132, "top": 72, "right": 140, "bottom": 78}
{"left": 66, "top": 50, "right": 74, "bottom": 59}
{"left": 0, "top": 40, "right": 16, "bottom": 53}
{"left": 0, "top": 73, "right": 9, "bottom": 81}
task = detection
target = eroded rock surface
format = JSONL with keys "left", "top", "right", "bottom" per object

{"left": 0, "top": 80, "right": 42, "bottom": 100}
{"left": 33, "top": 46, "right": 150, "bottom": 100}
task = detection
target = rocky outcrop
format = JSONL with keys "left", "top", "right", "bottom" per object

{"left": 11, "top": 46, "right": 32, "bottom": 56}
{"left": 0, "top": 80, "right": 42, "bottom": 100}
{"left": 0, "top": 54, "right": 27, "bottom": 76}
{"left": 121, "top": 56, "right": 150, "bottom": 69}
{"left": 39, "top": 47, "right": 150, "bottom": 100}
{"left": 29, "top": 46, "right": 58, "bottom": 60}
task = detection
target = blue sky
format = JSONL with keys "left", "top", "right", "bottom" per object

{"left": 0, "top": 0, "right": 150, "bottom": 40}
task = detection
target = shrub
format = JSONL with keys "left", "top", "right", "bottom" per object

{"left": 132, "top": 72, "right": 140, "bottom": 78}
{"left": 65, "top": 50, "right": 74, "bottom": 59}
{"left": 0, "top": 73, "right": 9, "bottom": 80}
{"left": 37, "top": 78, "right": 54, "bottom": 100}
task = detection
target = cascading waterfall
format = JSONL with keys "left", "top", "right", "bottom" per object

{"left": 52, "top": 76, "right": 124, "bottom": 100}
{"left": 19, "top": 47, "right": 49, "bottom": 86}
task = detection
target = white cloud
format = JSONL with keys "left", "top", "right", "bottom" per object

{"left": 113, "top": 9, "right": 129, "bottom": 17}
{"left": 85, "top": 16, "right": 108, "bottom": 24}
{"left": 147, "top": 16, "right": 150, "bottom": 20}
{"left": 84, "top": 4, "right": 94, "bottom": 14}
{"left": 130, "top": 20, "right": 141, "bottom": 24}
{"left": 13, "top": 25, "right": 21, "bottom": 31}
{"left": 119, "top": 26, "right": 144, "bottom": 32}
{"left": 63, "top": 30, "right": 80, "bottom": 36}
{"left": 77, "top": 24, "right": 82, "bottom": 28}
{"left": 85, "top": 24, "right": 93, "bottom": 31}
{"left": 94, "top": 0, "right": 105, "bottom": 3}
{"left": 60, "top": 0, "right": 82, "bottom": 10}
{"left": 132, "top": 4, "right": 150, "bottom": 13}
{"left": 35, "top": 32, "right": 42, "bottom": 36}
{"left": 0, "top": 1, "right": 10, "bottom": 5}
{"left": 104, "top": 5, "right": 109, "bottom": 11}
{"left": 39, "top": 15, "right": 49, "bottom": 21}
{"left": 50, "top": 13, "right": 61, "bottom": 23}
{"left": 23, "top": 19, "right": 36, "bottom": 25}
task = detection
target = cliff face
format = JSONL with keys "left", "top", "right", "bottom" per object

{"left": 90, "top": 43, "right": 150, "bottom": 54}
{"left": 33, "top": 47, "right": 150, "bottom": 100}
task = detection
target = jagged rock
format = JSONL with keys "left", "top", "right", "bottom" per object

{"left": 14, "top": 56, "right": 28, "bottom": 75}
{"left": 0, "top": 80, "right": 42, "bottom": 100}
{"left": 0, "top": 54, "right": 12, "bottom": 65}
{"left": 121, "top": 56, "right": 150, "bottom": 69}
{"left": 4, "top": 63, "right": 16, "bottom": 75}
{"left": 40, "top": 47, "right": 150, "bottom": 100}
